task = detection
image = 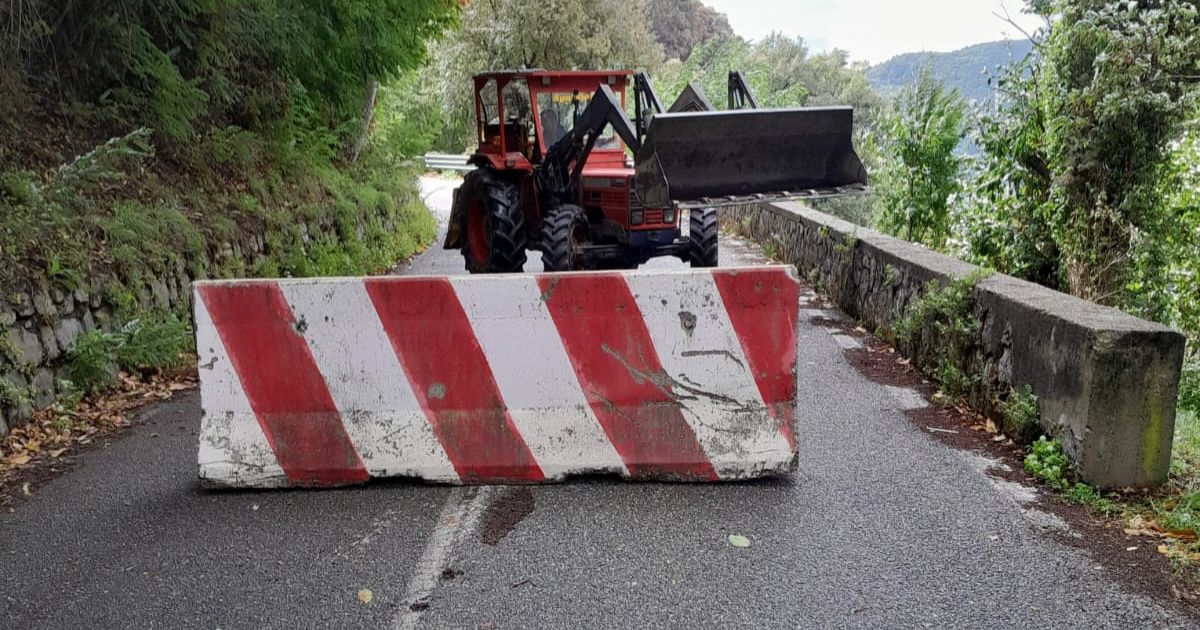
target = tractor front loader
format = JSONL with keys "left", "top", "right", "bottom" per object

{"left": 443, "top": 69, "right": 867, "bottom": 273}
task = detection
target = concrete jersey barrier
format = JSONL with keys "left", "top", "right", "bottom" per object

{"left": 193, "top": 267, "right": 800, "bottom": 488}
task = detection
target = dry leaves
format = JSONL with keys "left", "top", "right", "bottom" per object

{"left": 0, "top": 367, "right": 197, "bottom": 496}
{"left": 1125, "top": 515, "right": 1200, "bottom": 544}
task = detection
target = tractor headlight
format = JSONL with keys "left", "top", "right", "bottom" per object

{"left": 630, "top": 209, "right": 644, "bottom": 225}
{"left": 663, "top": 209, "right": 676, "bottom": 224}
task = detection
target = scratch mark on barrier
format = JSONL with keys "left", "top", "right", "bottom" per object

{"left": 538, "top": 277, "right": 560, "bottom": 303}
{"left": 599, "top": 343, "right": 748, "bottom": 409}
{"left": 680, "top": 349, "right": 745, "bottom": 368}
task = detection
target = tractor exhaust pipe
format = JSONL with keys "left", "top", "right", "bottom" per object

{"left": 633, "top": 106, "right": 868, "bottom": 209}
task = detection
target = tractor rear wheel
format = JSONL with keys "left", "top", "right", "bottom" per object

{"left": 688, "top": 207, "right": 719, "bottom": 267}
{"left": 459, "top": 169, "right": 527, "bottom": 274}
{"left": 541, "top": 204, "right": 590, "bottom": 272}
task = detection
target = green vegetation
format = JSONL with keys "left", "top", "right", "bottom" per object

{"left": 1024, "top": 436, "right": 1118, "bottom": 514}
{"left": 67, "top": 315, "right": 192, "bottom": 393}
{"left": 893, "top": 271, "right": 990, "bottom": 400}
{"left": 871, "top": 1, "right": 1200, "bottom": 495}
{"left": 0, "top": 1, "right": 457, "bottom": 416}
{"left": 999, "top": 385, "right": 1040, "bottom": 440}
{"left": 425, "top": 0, "right": 663, "bottom": 149}
{"left": 1024, "top": 436, "right": 1071, "bottom": 491}
{"left": 876, "top": 69, "right": 967, "bottom": 250}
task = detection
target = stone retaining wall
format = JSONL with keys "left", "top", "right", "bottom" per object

{"left": 728, "top": 201, "right": 1186, "bottom": 489}
{"left": 0, "top": 207, "right": 405, "bottom": 435}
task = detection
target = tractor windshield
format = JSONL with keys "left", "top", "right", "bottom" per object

{"left": 537, "top": 91, "right": 620, "bottom": 151}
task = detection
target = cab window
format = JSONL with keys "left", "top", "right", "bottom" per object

{"left": 536, "top": 91, "right": 621, "bottom": 150}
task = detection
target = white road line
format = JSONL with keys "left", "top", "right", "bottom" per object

{"left": 392, "top": 486, "right": 495, "bottom": 630}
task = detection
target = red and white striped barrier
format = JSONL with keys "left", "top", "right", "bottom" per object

{"left": 194, "top": 267, "right": 799, "bottom": 488}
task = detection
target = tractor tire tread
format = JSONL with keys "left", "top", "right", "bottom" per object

{"left": 688, "top": 207, "right": 719, "bottom": 268}
{"left": 461, "top": 169, "right": 527, "bottom": 273}
{"left": 542, "top": 204, "right": 587, "bottom": 272}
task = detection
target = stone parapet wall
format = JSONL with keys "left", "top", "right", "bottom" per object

{"left": 727, "top": 201, "right": 1186, "bottom": 489}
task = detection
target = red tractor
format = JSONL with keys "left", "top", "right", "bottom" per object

{"left": 444, "top": 69, "right": 867, "bottom": 273}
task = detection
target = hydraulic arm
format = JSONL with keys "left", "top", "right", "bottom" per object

{"left": 536, "top": 84, "right": 640, "bottom": 209}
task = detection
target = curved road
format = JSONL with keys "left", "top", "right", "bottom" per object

{"left": 1, "top": 177, "right": 1194, "bottom": 629}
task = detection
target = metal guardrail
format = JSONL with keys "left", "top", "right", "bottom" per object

{"left": 424, "top": 153, "right": 472, "bottom": 172}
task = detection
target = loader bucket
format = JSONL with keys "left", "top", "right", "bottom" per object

{"left": 193, "top": 267, "right": 800, "bottom": 488}
{"left": 634, "top": 106, "right": 868, "bottom": 209}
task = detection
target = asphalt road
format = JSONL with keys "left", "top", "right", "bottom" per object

{"left": 2, "top": 177, "right": 1195, "bottom": 629}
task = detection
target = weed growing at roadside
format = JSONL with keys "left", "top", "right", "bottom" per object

{"left": 1025, "top": 436, "right": 1070, "bottom": 490}
{"left": 1025, "top": 435, "right": 1120, "bottom": 515}
{"left": 67, "top": 330, "right": 124, "bottom": 393}
{"left": 893, "top": 270, "right": 991, "bottom": 399}
{"left": 999, "top": 385, "right": 1040, "bottom": 441}
{"left": 66, "top": 314, "right": 192, "bottom": 393}
{"left": 1175, "top": 408, "right": 1200, "bottom": 482}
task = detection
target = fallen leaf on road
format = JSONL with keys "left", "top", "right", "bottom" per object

{"left": 21, "top": 482, "right": 31, "bottom": 495}
{"left": 48, "top": 448, "right": 67, "bottom": 458}
{"left": 984, "top": 419, "right": 998, "bottom": 434}
{"left": 728, "top": 534, "right": 751, "bottom": 548}
{"left": 1124, "top": 528, "right": 1158, "bottom": 537}
{"left": 6, "top": 454, "right": 30, "bottom": 466}
{"left": 356, "top": 589, "right": 373, "bottom": 604}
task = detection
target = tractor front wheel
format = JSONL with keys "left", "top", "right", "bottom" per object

{"left": 687, "top": 207, "right": 719, "bottom": 268}
{"left": 541, "top": 204, "right": 590, "bottom": 272}
{"left": 459, "top": 169, "right": 527, "bottom": 274}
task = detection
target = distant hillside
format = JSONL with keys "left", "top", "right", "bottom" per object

{"left": 868, "top": 39, "right": 1035, "bottom": 103}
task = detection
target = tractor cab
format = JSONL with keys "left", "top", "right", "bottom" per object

{"left": 469, "top": 70, "right": 630, "bottom": 173}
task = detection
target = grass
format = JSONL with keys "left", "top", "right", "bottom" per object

{"left": 1173, "top": 408, "right": 1200, "bottom": 485}
{"left": 66, "top": 314, "right": 193, "bottom": 394}
{"left": 1014, "top": 406, "right": 1200, "bottom": 582}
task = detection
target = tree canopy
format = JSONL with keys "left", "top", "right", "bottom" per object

{"left": 644, "top": 0, "right": 734, "bottom": 61}
{"left": 425, "top": 0, "right": 664, "bottom": 149}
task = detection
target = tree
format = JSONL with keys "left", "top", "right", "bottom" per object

{"left": 876, "top": 68, "right": 968, "bottom": 249}
{"left": 957, "top": 50, "right": 1061, "bottom": 288}
{"left": 644, "top": 0, "right": 733, "bottom": 61}
{"left": 0, "top": 0, "right": 458, "bottom": 153}
{"left": 426, "top": 0, "right": 664, "bottom": 150}
{"left": 1023, "top": 0, "right": 1198, "bottom": 306}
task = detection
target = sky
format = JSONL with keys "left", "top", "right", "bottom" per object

{"left": 700, "top": 0, "right": 1045, "bottom": 64}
